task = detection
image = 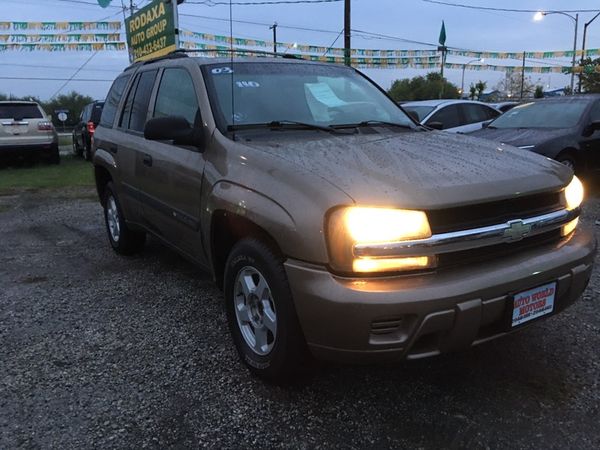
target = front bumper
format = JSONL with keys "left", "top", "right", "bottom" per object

{"left": 286, "top": 226, "right": 596, "bottom": 363}
{"left": 0, "top": 142, "right": 58, "bottom": 159}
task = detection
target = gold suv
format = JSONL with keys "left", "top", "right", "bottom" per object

{"left": 92, "top": 53, "right": 596, "bottom": 381}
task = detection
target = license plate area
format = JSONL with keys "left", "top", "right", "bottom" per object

{"left": 511, "top": 281, "right": 556, "bottom": 328}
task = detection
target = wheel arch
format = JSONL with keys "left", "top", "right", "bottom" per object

{"left": 94, "top": 164, "right": 113, "bottom": 206}
{"left": 210, "top": 210, "right": 284, "bottom": 290}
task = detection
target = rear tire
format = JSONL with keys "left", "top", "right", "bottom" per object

{"left": 83, "top": 143, "right": 91, "bottom": 161}
{"left": 72, "top": 135, "right": 83, "bottom": 156}
{"left": 47, "top": 145, "right": 60, "bottom": 165}
{"left": 103, "top": 182, "right": 146, "bottom": 255}
{"left": 224, "top": 238, "right": 309, "bottom": 383}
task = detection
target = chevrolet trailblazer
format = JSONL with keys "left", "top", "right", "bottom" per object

{"left": 92, "top": 53, "right": 595, "bottom": 381}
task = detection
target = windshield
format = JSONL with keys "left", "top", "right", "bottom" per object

{"left": 489, "top": 100, "right": 588, "bottom": 129}
{"left": 202, "top": 62, "right": 414, "bottom": 132}
{"left": 402, "top": 105, "right": 435, "bottom": 122}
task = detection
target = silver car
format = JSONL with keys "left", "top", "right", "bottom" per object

{"left": 0, "top": 101, "right": 59, "bottom": 164}
{"left": 403, "top": 99, "right": 501, "bottom": 133}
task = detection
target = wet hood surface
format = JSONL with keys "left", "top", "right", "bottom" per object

{"left": 470, "top": 127, "right": 573, "bottom": 148}
{"left": 239, "top": 129, "right": 571, "bottom": 209}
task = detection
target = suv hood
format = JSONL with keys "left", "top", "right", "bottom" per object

{"left": 470, "top": 127, "right": 570, "bottom": 148}
{"left": 241, "top": 130, "right": 571, "bottom": 209}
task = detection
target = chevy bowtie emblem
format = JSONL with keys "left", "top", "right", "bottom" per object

{"left": 503, "top": 220, "right": 532, "bottom": 242}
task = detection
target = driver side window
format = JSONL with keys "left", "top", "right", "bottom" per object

{"left": 589, "top": 101, "right": 600, "bottom": 123}
{"left": 154, "top": 68, "right": 201, "bottom": 126}
{"left": 428, "top": 105, "right": 463, "bottom": 129}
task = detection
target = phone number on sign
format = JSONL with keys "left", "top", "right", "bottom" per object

{"left": 133, "top": 36, "right": 168, "bottom": 59}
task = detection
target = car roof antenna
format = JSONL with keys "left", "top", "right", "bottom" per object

{"left": 229, "top": 0, "right": 236, "bottom": 141}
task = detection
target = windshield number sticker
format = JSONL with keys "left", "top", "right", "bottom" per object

{"left": 235, "top": 81, "right": 260, "bottom": 88}
{"left": 211, "top": 67, "right": 234, "bottom": 74}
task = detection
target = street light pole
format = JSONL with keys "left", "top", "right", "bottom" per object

{"left": 535, "top": 11, "right": 578, "bottom": 95}
{"left": 580, "top": 11, "right": 600, "bottom": 92}
{"left": 461, "top": 58, "right": 484, "bottom": 98}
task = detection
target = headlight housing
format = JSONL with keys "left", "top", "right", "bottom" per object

{"left": 562, "top": 175, "right": 584, "bottom": 237}
{"left": 326, "top": 206, "right": 435, "bottom": 274}
{"left": 564, "top": 175, "right": 584, "bottom": 211}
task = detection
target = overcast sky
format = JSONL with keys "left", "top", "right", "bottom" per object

{"left": 2, "top": 0, "right": 600, "bottom": 100}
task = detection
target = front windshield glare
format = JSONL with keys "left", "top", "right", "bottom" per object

{"left": 203, "top": 62, "right": 414, "bottom": 131}
{"left": 489, "top": 100, "right": 588, "bottom": 129}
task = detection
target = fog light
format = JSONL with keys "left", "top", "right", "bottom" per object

{"left": 561, "top": 218, "right": 579, "bottom": 237}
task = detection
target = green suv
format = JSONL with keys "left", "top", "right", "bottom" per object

{"left": 93, "top": 53, "right": 595, "bottom": 381}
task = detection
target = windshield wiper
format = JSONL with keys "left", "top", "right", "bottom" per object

{"left": 332, "top": 120, "right": 414, "bottom": 130}
{"left": 227, "top": 120, "right": 346, "bottom": 133}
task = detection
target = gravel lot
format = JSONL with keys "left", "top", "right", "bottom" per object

{"left": 1, "top": 185, "right": 599, "bottom": 449}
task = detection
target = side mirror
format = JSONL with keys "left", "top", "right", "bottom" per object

{"left": 583, "top": 119, "right": 600, "bottom": 136}
{"left": 144, "top": 116, "right": 205, "bottom": 150}
{"left": 428, "top": 121, "right": 444, "bottom": 130}
{"left": 406, "top": 110, "right": 420, "bottom": 123}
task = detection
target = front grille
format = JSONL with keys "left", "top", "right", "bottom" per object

{"left": 427, "top": 191, "right": 562, "bottom": 234}
{"left": 437, "top": 229, "right": 562, "bottom": 270}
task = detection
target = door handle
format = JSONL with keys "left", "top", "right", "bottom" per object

{"left": 143, "top": 153, "right": 153, "bottom": 167}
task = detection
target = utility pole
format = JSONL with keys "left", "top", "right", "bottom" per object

{"left": 579, "top": 12, "right": 600, "bottom": 93}
{"left": 344, "top": 0, "right": 351, "bottom": 66}
{"left": 520, "top": 51, "right": 526, "bottom": 100}
{"left": 269, "top": 22, "right": 277, "bottom": 53}
{"left": 570, "top": 14, "right": 579, "bottom": 95}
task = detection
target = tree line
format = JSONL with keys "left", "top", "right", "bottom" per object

{"left": 387, "top": 57, "right": 600, "bottom": 102}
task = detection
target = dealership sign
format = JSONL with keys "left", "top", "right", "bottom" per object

{"left": 125, "top": 0, "right": 178, "bottom": 62}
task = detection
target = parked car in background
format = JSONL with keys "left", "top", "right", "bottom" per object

{"left": 0, "top": 101, "right": 59, "bottom": 164}
{"left": 73, "top": 101, "right": 104, "bottom": 160}
{"left": 491, "top": 101, "right": 519, "bottom": 113}
{"left": 402, "top": 100, "right": 501, "bottom": 133}
{"left": 470, "top": 95, "right": 600, "bottom": 174}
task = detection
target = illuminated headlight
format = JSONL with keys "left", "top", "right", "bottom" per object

{"left": 326, "top": 207, "right": 435, "bottom": 274}
{"left": 564, "top": 175, "right": 584, "bottom": 211}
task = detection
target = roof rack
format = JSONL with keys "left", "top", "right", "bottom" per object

{"left": 123, "top": 47, "right": 304, "bottom": 72}
{"left": 124, "top": 51, "right": 189, "bottom": 71}
{"left": 171, "top": 48, "right": 304, "bottom": 60}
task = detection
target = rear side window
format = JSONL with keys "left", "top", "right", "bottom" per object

{"left": 0, "top": 104, "right": 43, "bottom": 120}
{"left": 129, "top": 70, "right": 158, "bottom": 132}
{"left": 154, "top": 68, "right": 200, "bottom": 126}
{"left": 100, "top": 75, "right": 131, "bottom": 128}
{"left": 90, "top": 103, "right": 104, "bottom": 123}
{"left": 462, "top": 104, "right": 492, "bottom": 124}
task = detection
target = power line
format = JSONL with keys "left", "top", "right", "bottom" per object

{"left": 186, "top": 0, "right": 342, "bottom": 5}
{"left": 421, "top": 1, "right": 600, "bottom": 14}
{"left": 0, "top": 76, "right": 114, "bottom": 81}
{"left": 179, "top": 12, "right": 342, "bottom": 34}
{"left": 50, "top": 50, "right": 101, "bottom": 98}
{"left": 0, "top": 63, "right": 122, "bottom": 72}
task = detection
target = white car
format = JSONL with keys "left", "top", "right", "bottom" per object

{"left": 402, "top": 100, "right": 501, "bottom": 133}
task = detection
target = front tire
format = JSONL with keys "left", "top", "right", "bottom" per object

{"left": 103, "top": 182, "right": 146, "bottom": 255}
{"left": 556, "top": 153, "right": 577, "bottom": 174}
{"left": 224, "top": 238, "right": 308, "bottom": 382}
